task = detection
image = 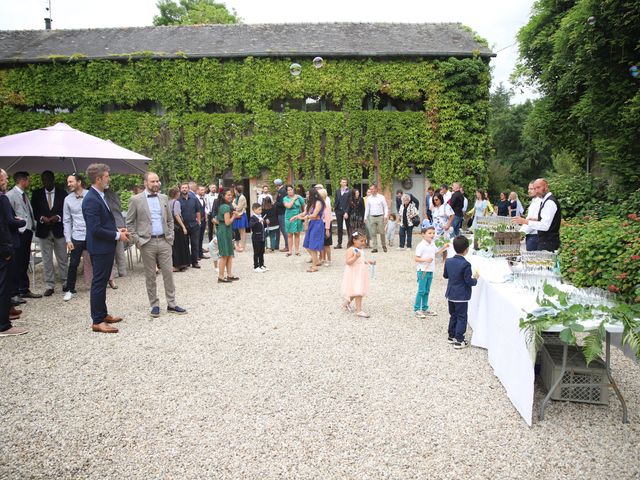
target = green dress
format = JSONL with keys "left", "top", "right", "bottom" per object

{"left": 216, "top": 203, "right": 234, "bottom": 257}
{"left": 284, "top": 195, "right": 304, "bottom": 234}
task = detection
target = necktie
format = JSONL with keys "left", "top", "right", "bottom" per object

{"left": 22, "top": 192, "right": 27, "bottom": 205}
{"left": 47, "top": 191, "right": 53, "bottom": 209}
{"left": 76, "top": 195, "right": 84, "bottom": 199}
{"left": 147, "top": 194, "right": 158, "bottom": 198}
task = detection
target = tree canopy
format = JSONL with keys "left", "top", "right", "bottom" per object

{"left": 153, "top": 0, "right": 240, "bottom": 26}
{"left": 514, "top": 0, "right": 640, "bottom": 188}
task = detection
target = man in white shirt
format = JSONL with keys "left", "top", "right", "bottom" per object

{"left": 520, "top": 181, "right": 541, "bottom": 251}
{"left": 364, "top": 184, "right": 389, "bottom": 253}
{"left": 257, "top": 184, "right": 273, "bottom": 206}
{"left": 440, "top": 184, "right": 452, "bottom": 205}
{"left": 205, "top": 183, "right": 218, "bottom": 242}
{"left": 513, "top": 178, "right": 561, "bottom": 251}
{"left": 62, "top": 174, "right": 88, "bottom": 301}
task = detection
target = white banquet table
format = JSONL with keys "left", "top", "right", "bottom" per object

{"left": 466, "top": 255, "right": 627, "bottom": 426}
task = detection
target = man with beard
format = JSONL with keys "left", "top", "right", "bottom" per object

{"left": 126, "top": 172, "right": 187, "bottom": 318}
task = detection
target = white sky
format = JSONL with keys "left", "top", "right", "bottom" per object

{"left": 0, "top": 0, "right": 538, "bottom": 103}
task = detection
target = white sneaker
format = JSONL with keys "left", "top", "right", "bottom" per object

{"left": 396, "top": 247, "right": 404, "bottom": 251}
{"left": 414, "top": 311, "right": 426, "bottom": 319}
{"left": 63, "top": 291, "right": 74, "bottom": 301}
{"left": 260, "top": 266, "right": 269, "bottom": 271}
{"left": 253, "top": 267, "right": 263, "bottom": 273}
{"left": 423, "top": 310, "right": 437, "bottom": 317}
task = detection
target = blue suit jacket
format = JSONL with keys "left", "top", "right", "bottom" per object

{"left": 82, "top": 187, "right": 117, "bottom": 255}
{"left": 443, "top": 254, "right": 477, "bottom": 301}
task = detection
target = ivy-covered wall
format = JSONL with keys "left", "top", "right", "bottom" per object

{"left": 0, "top": 56, "right": 491, "bottom": 189}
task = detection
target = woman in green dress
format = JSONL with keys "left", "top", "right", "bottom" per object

{"left": 283, "top": 184, "right": 305, "bottom": 256}
{"left": 216, "top": 188, "right": 240, "bottom": 283}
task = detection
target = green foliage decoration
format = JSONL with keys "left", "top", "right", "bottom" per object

{"left": 519, "top": 282, "right": 640, "bottom": 365}
{"left": 0, "top": 56, "right": 490, "bottom": 190}
{"left": 559, "top": 215, "right": 640, "bottom": 304}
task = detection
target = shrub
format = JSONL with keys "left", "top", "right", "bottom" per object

{"left": 560, "top": 215, "right": 640, "bottom": 303}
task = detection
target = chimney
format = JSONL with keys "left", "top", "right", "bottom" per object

{"left": 44, "top": 17, "right": 52, "bottom": 30}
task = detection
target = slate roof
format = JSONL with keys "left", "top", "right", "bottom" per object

{"left": 0, "top": 23, "right": 493, "bottom": 64}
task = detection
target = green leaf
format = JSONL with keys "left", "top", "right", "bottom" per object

{"left": 559, "top": 327, "right": 575, "bottom": 344}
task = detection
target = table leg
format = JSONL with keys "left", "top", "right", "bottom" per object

{"left": 540, "top": 343, "right": 568, "bottom": 421}
{"left": 605, "top": 332, "right": 629, "bottom": 424}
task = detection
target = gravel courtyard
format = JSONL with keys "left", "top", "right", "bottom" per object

{"left": 1, "top": 246, "right": 639, "bottom": 479}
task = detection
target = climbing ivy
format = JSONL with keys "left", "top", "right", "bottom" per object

{"left": 0, "top": 56, "right": 490, "bottom": 189}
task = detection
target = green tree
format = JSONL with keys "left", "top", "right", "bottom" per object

{"left": 153, "top": 0, "right": 240, "bottom": 26}
{"left": 486, "top": 84, "right": 551, "bottom": 196}
{"left": 514, "top": 0, "right": 640, "bottom": 188}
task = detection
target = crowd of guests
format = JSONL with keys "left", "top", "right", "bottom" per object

{"left": 0, "top": 164, "right": 560, "bottom": 340}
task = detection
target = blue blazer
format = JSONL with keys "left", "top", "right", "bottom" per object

{"left": 443, "top": 254, "right": 477, "bottom": 301}
{"left": 82, "top": 187, "right": 117, "bottom": 255}
{"left": 0, "top": 194, "right": 26, "bottom": 250}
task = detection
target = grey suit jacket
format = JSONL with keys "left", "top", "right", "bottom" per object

{"left": 125, "top": 192, "right": 174, "bottom": 247}
{"left": 6, "top": 186, "right": 35, "bottom": 233}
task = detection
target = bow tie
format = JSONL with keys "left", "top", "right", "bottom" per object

{"left": 147, "top": 194, "right": 158, "bottom": 198}
{"left": 76, "top": 195, "right": 84, "bottom": 199}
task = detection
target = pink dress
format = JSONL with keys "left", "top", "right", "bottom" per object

{"left": 341, "top": 248, "right": 370, "bottom": 298}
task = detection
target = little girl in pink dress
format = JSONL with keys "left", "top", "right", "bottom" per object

{"left": 341, "top": 231, "right": 375, "bottom": 317}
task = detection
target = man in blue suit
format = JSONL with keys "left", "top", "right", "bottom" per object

{"left": 443, "top": 235, "right": 479, "bottom": 349}
{"left": 82, "top": 163, "right": 129, "bottom": 333}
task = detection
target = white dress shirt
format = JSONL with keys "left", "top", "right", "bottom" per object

{"left": 521, "top": 197, "right": 542, "bottom": 235}
{"left": 63, "top": 189, "right": 88, "bottom": 242}
{"left": 526, "top": 193, "right": 557, "bottom": 233}
{"left": 364, "top": 194, "right": 389, "bottom": 219}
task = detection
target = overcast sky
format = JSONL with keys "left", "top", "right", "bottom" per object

{"left": 0, "top": 0, "right": 538, "bottom": 103}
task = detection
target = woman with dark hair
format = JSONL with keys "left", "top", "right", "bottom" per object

{"left": 169, "top": 187, "right": 191, "bottom": 272}
{"left": 232, "top": 184, "right": 248, "bottom": 252}
{"left": 345, "top": 187, "right": 365, "bottom": 238}
{"left": 217, "top": 188, "right": 240, "bottom": 282}
{"left": 292, "top": 188, "right": 325, "bottom": 272}
{"left": 283, "top": 184, "right": 305, "bottom": 256}
{"left": 497, "top": 191, "right": 510, "bottom": 216}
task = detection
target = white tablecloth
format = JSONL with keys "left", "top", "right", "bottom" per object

{"left": 467, "top": 257, "right": 538, "bottom": 426}
{"left": 466, "top": 255, "right": 625, "bottom": 426}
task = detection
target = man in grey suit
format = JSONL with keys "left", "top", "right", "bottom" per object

{"left": 6, "top": 171, "right": 42, "bottom": 302}
{"left": 126, "top": 172, "right": 187, "bottom": 318}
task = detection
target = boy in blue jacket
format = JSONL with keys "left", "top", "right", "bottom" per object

{"left": 443, "top": 235, "right": 479, "bottom": 349}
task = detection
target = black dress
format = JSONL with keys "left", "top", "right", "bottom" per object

{"left": 347, "top": 197, "right": 366, "bottom": 235}
{"left": 170, "top": 199, "right": 191, "bottom": 269}
{"left": 497, "top": 200, "right": 509, "bottom": 217}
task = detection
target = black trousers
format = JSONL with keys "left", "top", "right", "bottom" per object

{"left": 252, "top": 239, "right": 265, "bottom": 268}
{"left": 187, "top": 224, "right": 200, "bottom": 266}
{"left": 335, "top": 210, "right": 345, "bottom": 246}
{"left": 15, "top": 230, "right": 33, "bottom": 295}
{"left": 198, "top": 219, "right": 206, "bottom": 257}
{"left": 0, "top": 257, "right": 12, "bottom": 331}
{"left": 66, "top": 239, "right": 86, "bottom": 293}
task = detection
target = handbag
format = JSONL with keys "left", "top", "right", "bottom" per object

{"left": 411, "top": 215, "right": 421, "bottom": 227}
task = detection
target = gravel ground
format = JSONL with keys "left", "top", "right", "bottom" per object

{"left": 1, "top": 243, "right": 639, "bottom": 479}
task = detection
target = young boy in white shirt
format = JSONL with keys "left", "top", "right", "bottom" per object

{"left": 414, "top": 226, "right": 448, "bottom": 319}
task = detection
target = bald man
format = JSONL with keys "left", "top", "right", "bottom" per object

{"left": 126, "top": 172, "right": 187, "bottom": 318}
{"left": 512, "top": 178, "right": 561, "bottom": 251}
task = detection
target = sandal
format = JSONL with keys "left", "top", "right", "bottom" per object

{"left": 356, "top": 311, "right": 370, "bottom": 318}
{"left": 108, "top": 280, "right": 118, "bottom": 289}
{"left": 217, "top": 278, "right": 231, "bottom": 283}
{"left": 295, "top": 252, "right": 301, "bottom": 256}
{"left": 342, "top": 301, "right": 354, "bottom": 313}
{"left": 306, "top": 267, "right": 318, "bottom": 273}
{"left": 286, "top": 252, "right": 292, "bottom": 257}
{"left": 227, "top": 276, "right": 240, "bottom": 281}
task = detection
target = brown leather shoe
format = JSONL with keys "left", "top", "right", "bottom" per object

{"left": 9, "top": 313, "right": 20, "bottom": 320}
{"left": 91, "top": 322, "right": 118, "bottom": 333}
{"left": 10, "top": 307, "right": 22, "bottom": 316}
{"left": 103, "top": 314, "right": 123, "bottom": 324}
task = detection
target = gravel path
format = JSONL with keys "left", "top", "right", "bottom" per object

{"left": 1, "top": 245, "right": 639, "bottom": 479}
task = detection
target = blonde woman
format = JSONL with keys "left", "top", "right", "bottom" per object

{"left": 508, "top": 191, "right": 524, "bottom": 217}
